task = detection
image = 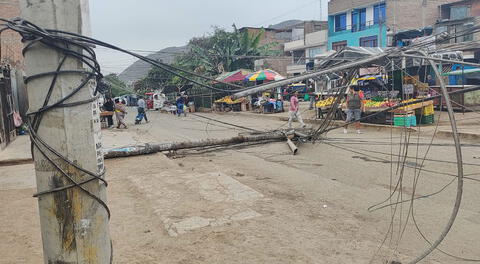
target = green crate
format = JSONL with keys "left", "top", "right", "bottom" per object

{"left": 394, "top": 115, "right": 417, "bottom": 127}
{"left": 420, "top": 114, "right": 435, "bottom": 124}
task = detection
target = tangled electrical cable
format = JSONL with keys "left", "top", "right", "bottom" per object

{"left": 1, "top": 18, "right": 113, "bottom": 263}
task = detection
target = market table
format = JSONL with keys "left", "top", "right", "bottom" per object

{"left": 317, "top": 99, "right": 434, "bottom": 125}
{"left": 100, "top": 111, "right": 114, "bottom": 129}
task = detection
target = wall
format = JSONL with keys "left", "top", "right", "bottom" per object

{"left": 0, "top": 0, "right": 23, "bottom": 68}
{"left": 305, "top": 30, "right": 328, "bottom": 46}
{"left": 329, "top": 0, "right": 380, "bottom": 14}
{"left": 303, "top": 21, "right": 328, "bottom": 34}
{"left": 472, "top": 0, "right": 480, "bottom": 16}
{"left": 255, "top": 58, "right": 291, "bottom": 77}
{"left": 386, "top": 0, "right": 460, "bottom": 31}
{"left": 242, "top": 28, "right": 286, "bottom": 51}
{"left": 328, "top": 25, "right": 387, "bottom": 49}
{"left": 328, "top": 1, "right": 386, "bottom": 49}
{"left": 284, "top": 39, "right": 305, "bottom": 52}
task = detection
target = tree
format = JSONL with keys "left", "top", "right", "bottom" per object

{"left": 103, "top": 74, "right": 130, "bottom": 97}
{"left": 136, "top": 25, "right": 281, "bottom": 96}
{"left": 177, "top": 25, "right": 280, "bottom": 76}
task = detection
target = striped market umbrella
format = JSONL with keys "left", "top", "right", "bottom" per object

{"left": 245, "top": 69, "right": 285, "bottom": 82}
{"left": 215, "top": 69, "right": 252, "bottom": 83}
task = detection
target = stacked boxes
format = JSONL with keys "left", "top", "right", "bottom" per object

{"left": 394, "top": 112, "right": 417, "bottom": 127}
{"left": 419, "top": 104, "right": 435, "bottom": 124}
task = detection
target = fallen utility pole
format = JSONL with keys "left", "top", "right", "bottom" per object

{"left": 286, "top": 139, "right": 298, "bottom": 155}
{"left": 104, "top": 132, "right": 287, "bottom": 159}
{"left": 232, "top": 52, "right": 389, "bottom": 98}
{"left": 21, "top": 0, "right": 111, "bottom": 263}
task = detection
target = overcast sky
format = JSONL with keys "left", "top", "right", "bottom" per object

{"left": 90, "top": 0, "right": 329, "bottom": 74}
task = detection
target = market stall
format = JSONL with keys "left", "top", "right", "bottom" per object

{"left": 315, "top": 95, "right": 435, "bottom": 127}
{"left": 100, "top": 111, "right": 114, "bottom": 129}
{"left": 245, "top": 69, "right": 285, "bottom": 114}
{"left": 214, "top": 69, "right": 252, "bottom": 84}
{"left": 213, "top": 96, "right": 249, "bottom": 112}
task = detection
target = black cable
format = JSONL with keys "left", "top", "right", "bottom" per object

{"left": 1, "top": 18, "right": 113, "bottom": 262}
{"left": 190, "top": 113, "right": 262, "bottom": 133}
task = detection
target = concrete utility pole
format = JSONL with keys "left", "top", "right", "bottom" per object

{"left": 422, "top": 0, "right": 427, "bottom": 29}
{"left": 20, "top": 0, "right": 111, "bottom": 263}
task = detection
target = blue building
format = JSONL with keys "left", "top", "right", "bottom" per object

{"left": 328, "top": 2, "right": 387, "bottom": 50}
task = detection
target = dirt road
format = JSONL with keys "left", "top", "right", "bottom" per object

{"left": 1, "top": 110, "right": 479, "bottom": 263}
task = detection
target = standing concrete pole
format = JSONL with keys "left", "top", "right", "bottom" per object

{"left": 19, "top": 0, "right": 111, "bottom": 263}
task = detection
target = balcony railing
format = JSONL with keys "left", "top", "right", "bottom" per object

{"left": 331, "top": 19, "right": 384, "bottom": 36}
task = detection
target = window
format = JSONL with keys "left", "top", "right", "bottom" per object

{"left": 308, "top": 47, "right": 324, "bottom": 58}
{"left": 359, "top": 8, "right": 367, "bottom": 30}
{"left": 351, "top": 11, "right": 359, "bottom": 32}
{"left": 332, "top": 41, "right": 347, "bottom": 51}
{"left": 374, "top": 3, "right": 386, "bottom": 24}
{"left": 462, "top": 24, "right": 474, "bottom": 42}
{"left": 360, "top": 36, "right": 378, "bottom": 47}
{"left": 450, "top": 5, "right": 470, "bottom": 20}
{"left": 334, "top": 13, "right": 347, "bottom": 32}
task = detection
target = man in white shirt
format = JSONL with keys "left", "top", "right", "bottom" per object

{"left": 137, "top": 97, "right": 148, "bottom": 123}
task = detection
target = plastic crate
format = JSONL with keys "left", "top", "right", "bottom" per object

{"left": 420, "top": 114, "right": 435, "bottom": 124}
{"left": 423, "top": 104, "right": 434, "bottom": 116}
{"left": 394, "top": 114, "right": 417, "bottom": 127}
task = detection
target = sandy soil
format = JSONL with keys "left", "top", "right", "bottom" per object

{"left": 1, "top": 111, "right": 479, "bottom": 263}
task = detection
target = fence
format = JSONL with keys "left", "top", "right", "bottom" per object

{"left": 0, "top": 66, "right": 16, "bottom": 149}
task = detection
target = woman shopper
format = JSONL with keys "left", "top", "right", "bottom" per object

{"left": 115, "top": 98, "right": 128, "bottom": 129}
{"left": 288, "top": 91, "right": 306, "bottom": 129}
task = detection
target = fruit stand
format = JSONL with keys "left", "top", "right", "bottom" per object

{"left": 213, "top": 96, "right": 249, "bottom": 112}
{"left": 315, "top": 97, "right": 344, "bottom": 119}
{"left": 316, "top": 96, "right": 435, "bottom": 126}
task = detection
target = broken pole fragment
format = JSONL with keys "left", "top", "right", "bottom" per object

{"left": 104, "top": 132, "right": 288, "bottom": 159}
{"left": 286, "top": 139, "right": 298, "bottom": 155}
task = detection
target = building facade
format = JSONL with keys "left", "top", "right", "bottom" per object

{"left": 328, "top": 1, "right": 387, "bottom": 50}
{"left": 0, "top": 0, "right": 23, "bottom": 68}
{"left": 327, "top": 0, "right": 460, "bottom": 50}
{"left": 434, "top": 0, "right": 480, "bottom": 45}
{"left": 282, "top": 21, "right": 328, "bottom": 76}
{"left": 248, "top": 21, "right": 327, "bottom": 76}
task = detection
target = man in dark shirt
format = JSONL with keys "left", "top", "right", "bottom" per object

{"left": 427, "top": 75, "right": 436, "bottom": 86}
{"left": 103, "top": 97, "right": 115, "bottom": 128}
{"left": 344, "top": 86, "right": 364, "bottom": 134}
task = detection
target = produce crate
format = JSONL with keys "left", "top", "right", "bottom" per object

{"left": 422, "top": 104, "right": 434, "bottom": 116}
{"left": 419, "top": 114, "right": 435, "bottom": 124}
{"left": 394, "top": 113, "right": 417, "bottom": 127}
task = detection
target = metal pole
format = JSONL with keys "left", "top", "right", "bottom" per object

{"left": 20, "top": 0, "right": 111, "bottom": 263}
{"left": 406, "top": 51, "right": 464, "bottom": 264}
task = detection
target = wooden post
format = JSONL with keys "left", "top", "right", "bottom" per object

{"left": 20, "top": 0, "right": 111, "bottom": 263}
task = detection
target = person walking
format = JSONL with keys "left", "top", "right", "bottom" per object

{"left": 103, "top": 97, "right": 115, "bottom": 128}
{"left": 288, "top": 91, "right": 306, "bottom": 129}
{"left": 176, "top": 94, "right": 185, "bottom": 117}
{"left": 115, "top": 98, "right": 128, "bottom": 129}
{"left": 344, "top": 85, "right": 364, "bottom": 134}
{"left": 136, "top": 96, "right": 148, "bottom": 123}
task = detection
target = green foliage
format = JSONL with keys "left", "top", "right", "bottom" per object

{"left": 177, "top": 25, "right": 280, "bottom": 76}
{"left": 104, "top": 74, "right": 130, "bottom": 97}
{"left": 134, "top": 62, "right": 190, "bottom": 94}
{"left": 136, "top": 24, "right": 280, "bottom": 93}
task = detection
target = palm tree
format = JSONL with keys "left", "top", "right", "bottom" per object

{"left": 177, "top": 25, "right": 280, "bottom": 76}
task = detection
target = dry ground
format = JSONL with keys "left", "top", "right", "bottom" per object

{"left": 1, "top": 110, "right": 479, "bottom": 263}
